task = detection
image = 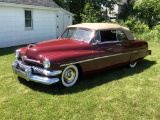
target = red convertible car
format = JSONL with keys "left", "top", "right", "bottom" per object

{"left": 12, "top": 23, "right": 151, "bottom": 87}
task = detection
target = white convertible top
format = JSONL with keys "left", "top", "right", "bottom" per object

{"left": 67, "top": 23, "right": 134, "bottom": 40}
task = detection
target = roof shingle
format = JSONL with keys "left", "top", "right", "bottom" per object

{"left": 0, "top": 0, "right": 60, "bottom": 8}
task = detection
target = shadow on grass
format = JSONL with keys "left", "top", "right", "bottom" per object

{"left": 0, "top": 45, "right": 26, "bottom": 56}
{"left": 18, "top": 59, "right": 156, "bottom": 95}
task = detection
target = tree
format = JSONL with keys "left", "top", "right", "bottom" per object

{"left": 118, "top": 0, "right": 137, "bottom": 21}
{"left": 134, "top": 0, "right": 160, "bottom": 28}
{"left": 54, "top": 0, "right": 67, "bottom": 9}
{"left": 53, "top": 0, "right": 121, "bottom": 24}
{"left": 81, "top": 3, "right": 103, "bottom": 23}
{"left": 54, "top": 0, "right": 86, "bottom": 23}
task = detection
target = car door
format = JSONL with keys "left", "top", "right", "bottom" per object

{"left": 116, "top": 30, "right": 148, "bottom": 63}
{"left": 115, "top": 30, "right": 134, "bottom": 63}
{"left": 92, "top": 30, "right": 124, "bottom": 70}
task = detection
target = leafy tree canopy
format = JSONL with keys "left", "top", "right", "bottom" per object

{"left": 54, "top": 0, "right": 121, "bottom": 23}
{"left": 134, "top": 0, "right": 160, "bottom": 28}
{"left": 81, "top": 3, "right": 104, "bottom": 23}
{"left": 118, "top": 0, "right": 137, "bottom": 21}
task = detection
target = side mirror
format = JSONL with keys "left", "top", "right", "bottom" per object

{"left": 92, "top": 40, "right": 100, "bottom": 45}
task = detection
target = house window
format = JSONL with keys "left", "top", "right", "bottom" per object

{"left": 25, "top": 10, "right": 33, "bottom": 29}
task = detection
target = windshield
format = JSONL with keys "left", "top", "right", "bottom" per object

{"left": 61, "top": 28, "right": 94, "bottom": 42}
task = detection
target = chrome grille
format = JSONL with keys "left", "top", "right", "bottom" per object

{"left": 32, "top": 66, "right": 45, "bottom": 74}
{"left": 17, "top": 60, "right": 44, "bottom": 75}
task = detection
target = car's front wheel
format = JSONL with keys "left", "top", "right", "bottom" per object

{"left": 61, "top": 65, "right": 79, "bottom": 87}
{"left": 129, "top": 61, "right": 137, "bottom": 68}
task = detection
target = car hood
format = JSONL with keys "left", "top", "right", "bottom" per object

{"left": 23, "top": 38, "right": 90, "bottom": 62}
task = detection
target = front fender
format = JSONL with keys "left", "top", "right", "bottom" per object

{"left": 47, "top": 51, "right": 95, "bottom": 70}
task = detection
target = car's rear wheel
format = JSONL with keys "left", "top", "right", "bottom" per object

{"left": 129, "top": 61, "right": 137, "bottom": 68}
{"left": 61, "top": 65, "right": 79, "bottom": 87}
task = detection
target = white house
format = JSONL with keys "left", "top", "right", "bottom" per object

{"left": 107, "top": 0, "right": 138, "bottom": 21}
{"left": 0, "top": 0, "right": 73, "bottom": 48}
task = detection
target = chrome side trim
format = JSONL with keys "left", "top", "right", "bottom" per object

{"left": 99, "top": 41, "right": 119, "bottom": 44}
{"left": 60, "top": 49, "right": 146, "bottom": 67}
{"left": 91, "top": 40, "right": 119, "bottom": 45}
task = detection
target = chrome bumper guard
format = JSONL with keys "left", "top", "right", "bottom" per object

{"left": 12, "top": 60, "right": 62, "bottom": 85}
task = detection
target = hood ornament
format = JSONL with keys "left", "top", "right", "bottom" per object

{"left": 28, "top": 44, "right": 36, "bottom": 48}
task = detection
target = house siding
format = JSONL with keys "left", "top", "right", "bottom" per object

{"left": 0, "top": 6, "right": 57, "bottom": 48}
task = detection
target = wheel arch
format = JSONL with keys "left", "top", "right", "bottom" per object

{"left": 75, "top": 64, "right": 83, "bottom": 77}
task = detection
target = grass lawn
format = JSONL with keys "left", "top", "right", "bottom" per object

{"left": 0, "top": 41, "right": 160, "bottom": 120}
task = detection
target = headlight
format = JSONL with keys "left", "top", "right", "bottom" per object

{"left": 15, "top": 50, "right": 20, "bottom": 58}
{"left": 43, "top": 58, "right": 51, "bottom": 69}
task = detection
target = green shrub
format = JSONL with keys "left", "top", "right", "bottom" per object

{"left": 153, "top": 25, "right": 160, "bottom": 31}
{"left": 135, "top": 29, "right": 160, "bottom": 42}
{"left": 114, "top": 17, "right": 160, "bottom": 42}
{"left": 120, "top": 17, "right": 149, "bottom": 34}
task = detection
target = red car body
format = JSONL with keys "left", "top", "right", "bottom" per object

{"left": 12, "top": 23, "right": 151, "bottom": 87}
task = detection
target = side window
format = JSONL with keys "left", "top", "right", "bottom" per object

{"left": 25, "top": 10, "right": 33, "bottom": 29}
{"left": 61, "top": 28, "right": 76, "bottom": 38}
{"left": 92, "top": 31, "right": 101, "bottom": 43}
{"left": 100, "top": 30, "right": 117, "bottom": 42}
{"left": 116, "top": 30, "right": 128, "bottom": 41}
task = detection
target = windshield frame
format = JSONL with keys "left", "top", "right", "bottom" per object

{"left": 60, "top": 27, "right": 95, "bottom": 43}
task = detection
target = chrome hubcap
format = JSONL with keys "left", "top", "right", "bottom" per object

{"left": 64, "top": 69, "right": 76, "bottom": 84}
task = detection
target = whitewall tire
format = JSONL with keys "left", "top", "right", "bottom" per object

{"left": 129, "top": 61, "right": 137, "bottom": 68}
{"left": 61, "top": 65, "right": 79, "bottom": 87}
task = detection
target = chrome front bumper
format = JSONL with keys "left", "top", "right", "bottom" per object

{"left": 12, "top": 60, "right": 62, "bottom": 85}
